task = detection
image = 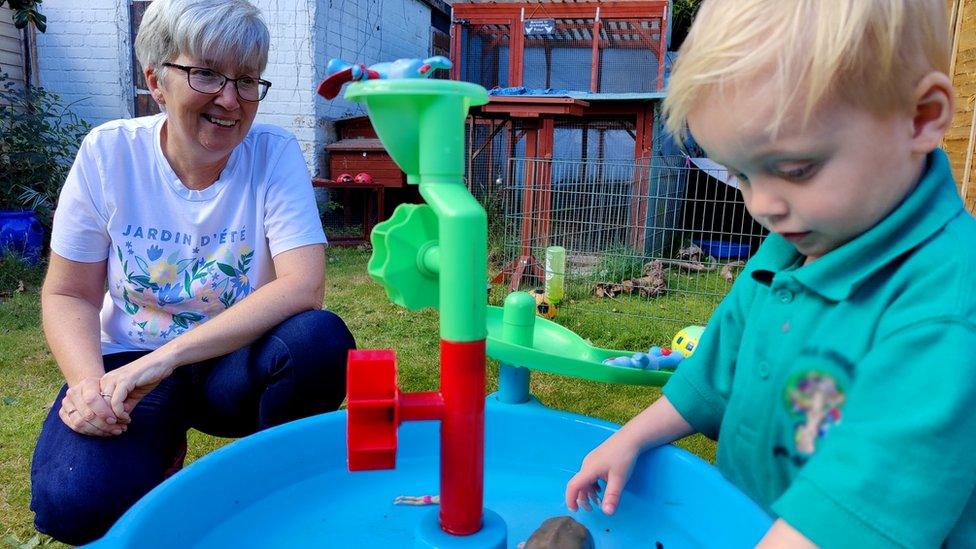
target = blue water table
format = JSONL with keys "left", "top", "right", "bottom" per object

{"left": 88, "top": 63, "right": 770, "bottom": 548}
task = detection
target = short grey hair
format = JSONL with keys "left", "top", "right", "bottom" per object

{"left": 135, "top": 0, "right": 270, "bottom": 79}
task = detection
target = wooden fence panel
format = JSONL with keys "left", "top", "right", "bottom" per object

{"left": 946, "top": 0, "right": 976, "bottom": 212}
{"left": 0, "top": 6, "right": 25, "bottom": 89}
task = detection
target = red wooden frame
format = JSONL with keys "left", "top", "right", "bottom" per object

{"left": 450, "top": 1, "right": 669, "bottom": 92}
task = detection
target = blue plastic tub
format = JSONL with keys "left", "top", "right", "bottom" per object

{"left": 693, "top": 239, "right": 751, "bottom": 259}
{"left": 0, "top": 210, "right": 43, "bottom": 263}
{"left": 89, "top": 399, "right": 771, "bottom": 548}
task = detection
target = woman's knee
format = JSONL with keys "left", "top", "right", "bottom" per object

{"left": 31, "top": 388, "right": 187, "bottom": 545}
{"left": 258, "top": 310, "right": 355, "bottom": 415}
{"left": 31, "top": 463, "right": 128, "bottom": 545}
{"left": 31, "top": 438, "right": 151, "bottom": 545}
{"left": 268, "top": 309, "right": 356, "bottom": 364}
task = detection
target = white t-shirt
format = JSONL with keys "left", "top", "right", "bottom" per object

{"left": 51, "top": 114, "right": 326, "bottom": 355}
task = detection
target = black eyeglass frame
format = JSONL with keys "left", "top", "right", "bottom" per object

{"left": 161, "top": 62, "right": 272, "bottom": 102}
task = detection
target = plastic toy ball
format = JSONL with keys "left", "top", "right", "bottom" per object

{"left": 337, "top": 173, "right": 354, "bottom": 184}
{"left": 530, "top": 288, "right": 557, "bottom": 319}
{"left": 672, "top": 325, "right": 705, "bottom": 358}
{"left": 354, "top": 172, "right": 374, "bottom": 185}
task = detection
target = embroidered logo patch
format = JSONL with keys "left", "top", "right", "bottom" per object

{"left": 784, "top": 371, "right": 846, "bottom": 456}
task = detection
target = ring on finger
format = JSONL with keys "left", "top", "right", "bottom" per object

{"left": 100, "top": 391, "right": 112, "bottom": 397}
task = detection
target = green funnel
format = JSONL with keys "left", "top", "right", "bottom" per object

{"left": 345, "top": 80, "right": 488, "bottom": 184}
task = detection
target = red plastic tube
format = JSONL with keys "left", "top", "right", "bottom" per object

{"left": 438, "top": 338, "right": 486, "bottom": 535}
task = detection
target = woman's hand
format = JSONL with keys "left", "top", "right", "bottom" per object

{"left": 99, "top": 354, "right": 175, "bottom": 420}
{"left": 564, "top": 433, "right": 642, "bottom": 516}
{"left": 58, "top": 376, "right": 129, "bottom": 436}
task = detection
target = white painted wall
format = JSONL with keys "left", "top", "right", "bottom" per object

{"left": 33, "top": 1, "right": 132, "bottom": 127}
{"left": 34, "top": 0, "right": 435, "bottom": 175}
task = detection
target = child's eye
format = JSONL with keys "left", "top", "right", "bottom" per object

{"left": 778, "top": 162, "right": 821, "bottom": 181}
{"left": 731, "top": 170, "right": 750, "bottom": 184}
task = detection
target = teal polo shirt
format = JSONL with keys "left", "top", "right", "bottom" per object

{"left": 663, "top": 149, "right": 976, "bottom": 548}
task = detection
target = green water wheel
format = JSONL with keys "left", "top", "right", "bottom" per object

{"left": 367, "top": 203, "right": 440, "bottom": 310}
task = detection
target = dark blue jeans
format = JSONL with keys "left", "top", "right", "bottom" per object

{"left": 30, "top": 310, "right": 355, "bottom": 546}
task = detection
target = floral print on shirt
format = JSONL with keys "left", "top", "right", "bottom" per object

{"left": 114, "top": 242, "right": 254, "bottom": 346}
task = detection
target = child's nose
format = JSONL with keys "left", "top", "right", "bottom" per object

{"left": 745, "top": 187, "right": 789, "bottom": 220}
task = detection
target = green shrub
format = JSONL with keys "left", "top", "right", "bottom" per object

{"left": 0, "top": 251, "right": 45, "bottom": 296}
{"left": 0, "top": 72, "right": 91, "bottom": 229}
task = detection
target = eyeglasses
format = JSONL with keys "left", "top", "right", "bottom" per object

{"left": 162, "top": 62, "right": 272, "bottom": 102}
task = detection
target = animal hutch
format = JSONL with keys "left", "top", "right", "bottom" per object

{"left": 452, "top": 0, "right": 766, "bottom": 329}
{"left": 316, "top": 116, "right": 422, "bottom": 245}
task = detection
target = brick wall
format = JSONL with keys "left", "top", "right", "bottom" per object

{"left": 254, "top": 0, "right": 320, "bottom": 170}
{"left": 34, "top": 0, "right": 436, "bottom": 176}
{"left": 34, "top": 0, "right": 132, "bottom": 127}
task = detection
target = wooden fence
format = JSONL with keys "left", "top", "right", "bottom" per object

{"left": 947, "top": 0, "right": 976, "bottom": 213}
{"left": 0, "top": 6, "right": 26, "bottom": 89}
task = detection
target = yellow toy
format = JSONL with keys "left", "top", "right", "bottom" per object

{"left": 530, "top": 288, "right": 557, "bottom": 320}
{"left": 672, "top": 325, "right": 705, "bottom": 358}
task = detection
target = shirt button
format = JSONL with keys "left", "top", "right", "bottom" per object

{"left": 777, "top": 290, "right": 793, "bottom": 303}
{"left": 758, "top": 361, "right": 770, "bottom": 379}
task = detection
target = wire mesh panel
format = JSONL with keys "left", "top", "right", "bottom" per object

{"left": 465, "top": 118, "right": 526, "bottom": 202}
{"left": 522, "top": 18, "right": 595, "bottom": 90}
{"left": 553, "top": 117, "right": 635, "bottom": 162}
{"left": 466, "top": 116, "right": 642, "bottom": 201}
{"left": 518, "top": 16, "right": 666, "bottom": 93}
{"left": 458, "top": 23, "right": 511, "bottom": 90}
{"left": 497, "top": 156, "right": 767, "bottom": 333}
{"left": 318, "top": 186, "right": 382, "bottom": 246}
{"left": 598, "top": 19, "right": 664, "bottom": 93}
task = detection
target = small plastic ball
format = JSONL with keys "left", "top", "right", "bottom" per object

{"left": 529, "top": 288, "right": 557, "bottom": 320}
{"left": 672, "top": 326, "right": 706, "bottom": 358}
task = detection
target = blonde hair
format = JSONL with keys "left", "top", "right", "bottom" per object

{"left": 135, "top": 0, "right": 270, "bottom": 81}
{"left": 664, "top": 0, "right": 950, "bottom": 140}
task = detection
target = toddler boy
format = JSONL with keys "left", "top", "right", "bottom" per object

{"left": 565, "top": 1, "right": 976, "bottom": 546}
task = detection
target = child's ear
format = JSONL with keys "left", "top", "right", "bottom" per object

{"left": 910, "top": 71, "right": 954, "bottom": 154}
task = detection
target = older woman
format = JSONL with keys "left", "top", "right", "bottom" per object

{"left": 29, "top": 0, "right": 355, "bottom": 544}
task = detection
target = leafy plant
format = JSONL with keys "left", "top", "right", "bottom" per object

{"left": 0, "top": 0, "right": 46, "bottom": 33}
{"left": 0, "top": 72, "right": 91, "bottom": 228}
{"left": 670, "top": 0, "right": 704, "bottom": 51}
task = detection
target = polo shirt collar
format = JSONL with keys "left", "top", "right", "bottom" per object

{"left": 749, "top": 149, "right": 963, "bottom": 301}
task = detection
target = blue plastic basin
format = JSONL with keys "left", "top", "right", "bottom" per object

{"left": 89, "top": 399, "right": 771, "bottom": 547}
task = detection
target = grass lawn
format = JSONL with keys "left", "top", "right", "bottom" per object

{"left": 0, "top": 247, "right": 717, "bottom": 545}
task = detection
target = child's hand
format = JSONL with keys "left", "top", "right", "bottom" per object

{"left": 564, "top": 434, "right": 641, "bottom": 515}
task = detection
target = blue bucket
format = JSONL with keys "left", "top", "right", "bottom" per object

{"left": 693, "top": 239, "right": 751, "bottom": 260}
{"left": 0, "top": 210, "right": 44, "bottom": 264}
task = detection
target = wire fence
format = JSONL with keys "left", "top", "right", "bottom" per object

{"left": 465, "top": 114, "right": 670, "bottom": 202}
{"left": 494, "top": 156, "right": 767, "bottom": 332}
